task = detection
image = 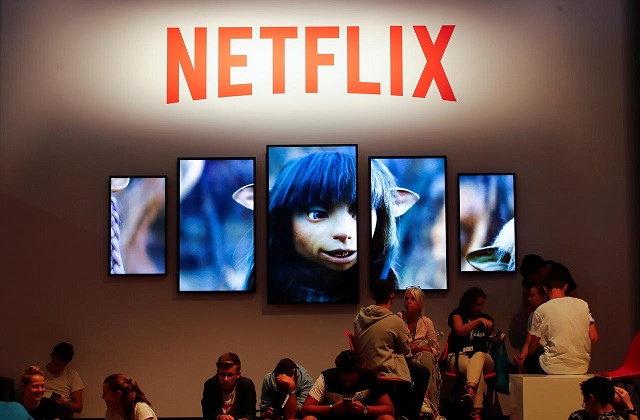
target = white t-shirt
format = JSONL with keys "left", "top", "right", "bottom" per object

{"left": 45, "top": 365, "right": 84, "bottom": 401}
{"left": 105, "top": 402, "right": 157, "bottom": 420}
{"left": 529, "top": 297, "right": 594, "bottom": 374}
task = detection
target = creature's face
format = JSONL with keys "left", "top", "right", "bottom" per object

{"left": 23, "top": 375, "right": 45, "bottom": 404}
{"left": 292, "top": 202, "right": 357, "bottom": 271}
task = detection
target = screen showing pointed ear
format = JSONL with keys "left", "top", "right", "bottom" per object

{"left": 369, "top": 156, "right": 447, "bottom": 291}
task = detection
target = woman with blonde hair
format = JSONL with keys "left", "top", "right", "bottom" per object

{"left": 397, "top": 286, "right": 442, "bottom": 414}
{"left": 102, "top": 374, "right": 157, "bottom": 420}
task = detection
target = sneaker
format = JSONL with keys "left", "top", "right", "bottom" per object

{"left": 460, "top": 384, "right": 476, "bottom": 407}
{"left": 469, "top": 412, "right": 482, "bottom": 420}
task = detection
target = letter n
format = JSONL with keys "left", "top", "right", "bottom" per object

{"left": 167, "top": 27, "right": 207, "bottom": 104}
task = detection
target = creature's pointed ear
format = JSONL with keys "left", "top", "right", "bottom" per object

{"left": 391, "top": 188, "right": 420, "bottom": 217}
{"left": 111, "top": 178, "right": 130, "bottom": 192}
{"left": 232, "top": 184, "right": 254, "bottom": 210}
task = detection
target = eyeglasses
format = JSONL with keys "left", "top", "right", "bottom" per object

{"left": 218, "top": 372, "right": 238, "bottom": 379}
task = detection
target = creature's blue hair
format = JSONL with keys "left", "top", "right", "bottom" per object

{"left": 270, "top": 152, "right": 356, "bottom": 212}
{"left": 370, "top": 159, "right": 400, "bottom": 280}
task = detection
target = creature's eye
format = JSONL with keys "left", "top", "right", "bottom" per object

{"left": 349, "top": 203, "right": 358, "bottom": 219}
{"left": 307, "top": 208, "right": 328, "bottom": 220}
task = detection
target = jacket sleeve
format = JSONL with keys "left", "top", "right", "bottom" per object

{"left": 202, "top": 378, "right": 221, "bottom": 420}
{"left": 295, "top": 370, "right": 315, "bottom": 409}
{"left": 259, "top": 374, "right": 276, "bottom": 411}
{"left": 237, "top": 377, "right": 257, "bottom": 420}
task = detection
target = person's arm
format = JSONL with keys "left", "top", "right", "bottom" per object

{"left": 356, "top": 393, "right": 394, "bottom": 417}
{"left": 528, "top": 335, "right": 541, "bottom": 356}
{"left": 514, "top": 333, "right": 533, "bottom": 364}
{"left": 69, "top": 389, "right": 83, "bottom": 413}
{"left": 259, "top": 375, "right": 276, "bottom": 418}
{"left": 396, "top": 319, "right": 412, "bottom": 357}
{"left": 276, "top": 374, "right": 298, "bottom": 420}
{"left": 588, "top": 321, "right": 599, "bottom": 344}
{"left": 613, "top": 386, "right": 637, "bottom": 420}
{"left": 202, "top": 379, "right": 222, "bottom": 420}
{"left": 237, "top": 378, "right": 257, "bottom": 420}
{"left": 295, "top": 370, "right": 314, "bottom": 410}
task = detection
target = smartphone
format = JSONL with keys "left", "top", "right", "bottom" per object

{"left": 51, "top": 392, "right": 62, "bottom": 399}
{"left": 343, "top": 398, "right": 352, "bottom": 403}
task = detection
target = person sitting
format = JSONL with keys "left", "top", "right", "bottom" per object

{"left": 20, "top": 366, "right": 61, "bottom": 420}
{"left": 447, "top": 287, "right": 495, "bottom": 419}
{"left": 260, "top": 358, "right": 314, "bottom": 420}
{"left": 354, "top": 279, "right": 429, "bottom": 420}
{"left": 0, "top": 401, "right": 34, "bottom": 420}
{"left": 44, "top": 342, "right": 84, "bottom": 417}
{"left": 523, "top": 268, "right": 598, "bottom": 375}
{"left": 301, "top": 350, "right": 394, "bottom": 420}
{"left": 520, "top": 254, "right": 577, "bottom": 315}
{"left": 102, "top": 374, "right": 157, "bottom": 420}
{"left": 396, "top": 286, "right": 442, "bottom": 414}
{"left": 568, "top": 376, "right": 638, "bottom": 420}
{"left": 202, "top": 352, "right": 256, "bottom": 420}
{"left": 512, "top": 284, "right": 548, "bottom": 373}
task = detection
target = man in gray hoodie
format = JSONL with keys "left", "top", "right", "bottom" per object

{"left": 353, "top": 280, "right": 429, "bottom": 420}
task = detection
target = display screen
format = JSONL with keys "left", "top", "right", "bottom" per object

{"left": 109, "top": 176, "right": 166, "bottom": 275}
{"left": 458, "top": 173, "right": 516, "bottom": 272}
{"left": 369, "top": 157, "right": 447, "bottom": 290}
{"left": 178, "top": 158, "right": 255, "bottom": 292}
{"left": 267, "top": 145, "right": 358, "bottom": 304}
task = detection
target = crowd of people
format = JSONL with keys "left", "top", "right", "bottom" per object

{"left": 2, "top": 255, "right": 635, "bottom": 420}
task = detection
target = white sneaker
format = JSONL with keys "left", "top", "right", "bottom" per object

{"left": 421, "top": 401, "right": 433, "bottom": 414}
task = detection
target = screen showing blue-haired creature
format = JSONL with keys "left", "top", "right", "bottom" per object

{"left": 458, "top": 173, "right": 516, "bottom": 272}
{"left": 179, "top": 159, "right": 255, "bottom": 292}
{"left": 109, "top": 177, "right": 166, "bottom": 275}
{"left": 267, "top": 145, "right": 358, "bottom": 304}
{"left": 369, "top": 157, "right": 447, "bottom": 290}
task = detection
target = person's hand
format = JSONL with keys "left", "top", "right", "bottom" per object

{"left": 513, "top": 353, "right": 524, "bottom": 364}
{"left": 276, "top": 374, "right": 296, "bottom": 393}
{"left": 613, "top": 386, "right": 633, "bottom": 409}
{"left": 261, "top": 407, "right": 274, "bottom": 419}
{"left": 410, "top": 343, "right": 422, "bottom": 353}
{"left": 52, "top": 396, "right": 66, "bottom": 406}
{"left": 479, "top": 318, "right": 493, "bottom": 330}
{"left": 217, "top": 414, "right": 234, "bottom": 420}
{"left": 348, "top": 401, "right": 366, "bottom": 415}
{"left": 332, "top": 400, "right": 351, "bottom": 414}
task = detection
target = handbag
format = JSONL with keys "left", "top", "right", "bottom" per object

{"left": 488, "top": 340, "right": 511, "bottom": 395}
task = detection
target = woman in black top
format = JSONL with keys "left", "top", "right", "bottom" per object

{"left": 447, "top": 287, "right": 495, "bottom": 416}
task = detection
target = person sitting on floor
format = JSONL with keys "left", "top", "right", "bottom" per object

{"left": 524, "top": 268, "right": 598, "bottom": 375}
{"left": 569, "top": 376, "right": 638, "bottom": 420}
{"left": 260, "top": 358, "right": 314, "bottom": 420}
{"left": 202, "top": 352, "right": 256, "bottom": 420}
{"left": 301, "top": 350, "right": 394, "bottom": 420}
{"left": 20, "top": 366, "right": 61, "bottom": 420}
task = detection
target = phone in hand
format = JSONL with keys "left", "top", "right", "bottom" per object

{"left": 51, "top": 392, "right": 62, "bottom": 399}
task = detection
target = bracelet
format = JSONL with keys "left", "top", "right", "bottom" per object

{"left": 288, "top": 390, "right": 296, "bottom": 396}
{"left": 329, "top": 404, "right": 333, "bottom": 414}
{"left": 627, "top": 407, "right": 637, "bottom": 416}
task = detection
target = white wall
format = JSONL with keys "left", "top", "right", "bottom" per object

{"left": 1, "top": 1, "right": 638, "bottom": 417}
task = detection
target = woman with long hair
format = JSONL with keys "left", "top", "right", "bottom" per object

{"left": 397, "top": 287, "right": 442, "bottom": 414}
{"left": 102, "top": 374, "right": 157, "bottom": 420}
{"left": 447, "top": 287, "right": 495, "bottom": 419}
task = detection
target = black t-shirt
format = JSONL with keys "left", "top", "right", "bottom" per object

{"left": 24, "top": 397, "right": 62, "bottom": 420}
{"left": 447, "top": 308, "right": 494, "bottom": 355}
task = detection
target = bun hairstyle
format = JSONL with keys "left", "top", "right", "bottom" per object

{"left": 103, "top": 374, "right": 151, "bottom": 420}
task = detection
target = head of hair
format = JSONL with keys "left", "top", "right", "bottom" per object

{"left": 520, "top": 254, "right": 545, "bottom": 277}
{"left": 370, "top": 159, "right": 399, "bottom": 278}
{"left": 273, "top": 358, "right": 297, "bottom": 377}
{"left": 51, "top": 342, "right": 74, "bottom": 364}
{"left": 268, "top": 152, "right": 356, "bottom": 262}
{"left": 103, "top": 374, "right": 151, "bottom": 420}
{"left": 543, "top": 267, "right": 570, "bottom": 291}
{"left": 531, "top": 283, "right": 548, "bottom": 300}
{"left": 458, "top": 287, "right": 487, "bottom": 315}
{"left": 335, "top": 350, "right": 361, "bottom": 374}
{"left": 580, "top": 376, "right": 615, "bottom": 407}
{"left": 21, "top": 366, "right": 45, "bottom": 386}
{"left": 216, "top": 352, "right": 241, "bottom": 371}
{"left": 372, "top": 279, "right": 395, "bottom": 305}
{"left": 405, "top": 287, "right": 425, "bottom": 314}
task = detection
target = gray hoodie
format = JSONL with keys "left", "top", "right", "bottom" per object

{"left": 353, "top": 305, "right": 412, "bottom": 382}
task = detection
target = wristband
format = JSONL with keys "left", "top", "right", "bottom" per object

{"left": 330, "top": 404, "right": 333, "bottom": 414}
{"left": 627, "top": 408, "right": 637, "bottom": 416}
{"left": 288, "top": 390, "right": 296, "bottom": 396}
